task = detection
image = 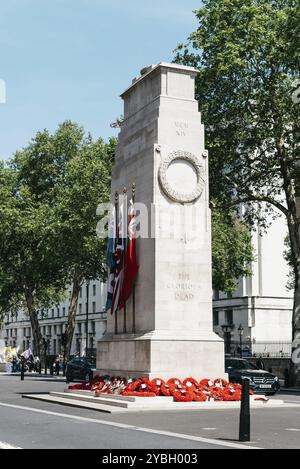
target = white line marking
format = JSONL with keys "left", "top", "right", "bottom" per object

{"left": 0, "top": 402, "right": 261, "bottom": 449}
{"left": 285, "top": 428, "right": 300, "bottom": 432}
{"left": 0, "top": 441, "right": 21, "bottom": 449}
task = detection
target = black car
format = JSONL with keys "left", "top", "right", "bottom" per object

{"left": 225, "top": 358, "right": 280, "bottom": 395}
{"left": 66, "top": 357, "right": 96, "bottom": 382}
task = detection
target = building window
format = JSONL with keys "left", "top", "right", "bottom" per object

{"left": 23, "top": 328, "right": 26, "bottom": 337}
{"left": 79, "top": 288, "right": 82, "bottom": 298}
{"left": 52, "top": 309, "right": 54, "bottom": 318}
{"left": 54, "top": 325, "right": 57, "bottom": 335}
{"left": 93, "top": 285, "right": 96, "bottom": 296}
{"left": 63, "top": 307, "right": 66, "bottom": 316}
{"left": 43, "top": 326, "right": 46, "bottom": 336}
{"left": 89, "top": 336, "right": 94, "bottom": 349}
{"left": 79, "top": 304, "right": 82, "bottom": 314}
{"left": 91, "top": 321, "right": 96, "bottom": 334}
{"left": 92, "top": 302, "right": 96, "bottom": 314}
{"left": 77, "top": 323, "right": 82, "bottom": 334}
{"left": 225, "top": 309, "right": 233, "bottom": 325}
{"left": 57, "top": 307, "right": 60, "bottom": 317}
{"left": 213, "top": 311, "right": 219, "bottom": 327}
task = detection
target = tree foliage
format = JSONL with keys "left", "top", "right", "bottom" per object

{"left": 212, "top": 207, "right": 254, "bottom": 293}
{"left": 0, "top": 121, "right": 116, "bottom": 358}
{"left": 174, "top": 0, "right": 300, "bottom": 374}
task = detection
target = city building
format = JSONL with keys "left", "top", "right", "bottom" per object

{"left": 213, "top": 213, "right": 293, "bottom": 357}
{"left": 0, "top": 280, "right": 107, "bottom": 358}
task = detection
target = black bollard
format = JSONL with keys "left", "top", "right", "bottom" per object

{"left": 239, "top": 378, "right": 251, "bottom": 442}
{"left": 284, "top": 368, "right": 290, "bottom": 388}
{"left": 38, "top": 362, "right": 42, "bottom": 375}
{"left": 20, "top": 360, "right": 25, "bottom": 381}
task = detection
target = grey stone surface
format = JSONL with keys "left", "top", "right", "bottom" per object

{"left": 97, "top": 62, "right": 225, "bottom": 379}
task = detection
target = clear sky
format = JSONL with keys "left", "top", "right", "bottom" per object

{"left": 0, "top": 0, "right": 200, "bottom": 161}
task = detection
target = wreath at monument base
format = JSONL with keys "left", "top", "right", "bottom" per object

{"left": 68, "top": 375, "right": 254, "bottom": 402}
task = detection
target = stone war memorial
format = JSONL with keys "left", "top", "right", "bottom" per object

{"left": 97, "top": 62, "right": 225, "bottom": 380}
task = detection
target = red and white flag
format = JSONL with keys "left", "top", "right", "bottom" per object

{"left": 119, "top": 199, "right": 139, "bottom": 310}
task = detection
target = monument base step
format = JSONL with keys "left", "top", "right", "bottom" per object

{"left": 22, "top": 389, "right": 293, "bottom": 413}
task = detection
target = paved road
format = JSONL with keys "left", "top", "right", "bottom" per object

{"left": 0, "top": 375, "right": 300, "bottom": 449}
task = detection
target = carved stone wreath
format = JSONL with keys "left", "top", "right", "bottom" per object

{"left": 158, "top": 150, "right": 204, "bottom": 203}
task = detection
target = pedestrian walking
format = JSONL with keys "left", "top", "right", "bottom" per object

{"left": 256, "top": 356, "right": 265, "bottom": 370}
{"left": 55, "top": 355, "right": 60, "bottom": 375}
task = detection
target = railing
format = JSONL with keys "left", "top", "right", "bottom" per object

{"left": 228, "top": 341, "right": 292, "bottom": 358}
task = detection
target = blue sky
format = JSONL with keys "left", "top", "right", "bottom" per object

{"left": 0, "top": 0, "right": 200, "bottom": 161}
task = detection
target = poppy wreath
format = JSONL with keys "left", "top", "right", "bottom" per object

{"left": 167, "top": 377, "right": 183, "bottom": 388}
{"left": 183, "top": 377, "right": 198, "bottom": 390}
{"left": 91, "top": 381, "right": 105, "bottom": 392}
{"left": 68, "top": 383, "right": 86, "bottom": 390}
{"left": 96, "top": 383, "right": 112, "bottom": 394}
{"left": 95, "top": 386, "right": 111, "bottom": 395}
{"left": 70, "top": 375, "right": 253, "bottom": 401}
{"left": 199, "top": 378, "right": 214, "bottom": 389}
{"left": 121, "top": 391, "right": 157, "bottom": 397}
{"left": 124, "top": 379, "right": 142, "bottom": 392}
{"left": 172, "top": 388, "right": 194, "bottom": 402}
{"left": 160, "top": 383, "right": 172, "bottom": 396}
{"left": 150, "top": 378, "right": 165, "bottom": 391}
{"left": 192, "top": 390, "right": 207, "bottom": 402}
{"left": 213, "top": 378, "right": 229, "bottom": 388}
{"left": 136, "top": 378, "right": 154, "bottom": 393}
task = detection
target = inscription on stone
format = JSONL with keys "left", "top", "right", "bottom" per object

{"left": 174, "top": 121, "right": 188, "bottom": 137}
{"left": 166, "top": 273, "right": 200, "bottom": 301}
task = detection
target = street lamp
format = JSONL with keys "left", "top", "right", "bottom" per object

{"left": 85, "top": 280, "right": 90, "bottom": 358}
{"left": 221, "top": 324, "right": 234, "bottom": 356}
{"left": 238, "top": 324, "right": 244, "bottom": 358}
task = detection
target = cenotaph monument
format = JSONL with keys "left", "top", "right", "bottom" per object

{"left": 97, "top": 62, "right": 225, "bottom": 379}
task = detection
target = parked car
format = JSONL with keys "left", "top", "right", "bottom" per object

{"left": 225, "top": 358, "right": 280, "bottom": 395}
{"left": 66, "top": 357, "right": 96, "bottom": 382}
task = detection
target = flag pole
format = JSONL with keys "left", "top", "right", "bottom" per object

{"left": 114, "top": 191, "right": 118, "bottom": 335}
{"left": 132, "top": 182, "right": 136, "bottom": 334}
{"left": 123, "top": 186, "right": 127, "bottom": 334}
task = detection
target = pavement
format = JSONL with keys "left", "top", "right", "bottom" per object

{"left": 1, "top": 374, "right": 300, "bottom": 449}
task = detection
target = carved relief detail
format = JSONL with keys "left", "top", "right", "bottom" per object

{"left": 158, "top": 150, "right": 204, "bottom": 203}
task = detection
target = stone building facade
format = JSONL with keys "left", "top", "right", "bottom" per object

{"left": 0, "top": 280, "right": 107, "bottom": 357}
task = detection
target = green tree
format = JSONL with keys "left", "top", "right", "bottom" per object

{"left": 212, "top": 207, "right": 254, "bottom": 293}
{"left": 175, "top": 0, "right": 300, "bottom": 377}
{"left": 0, "top": 163, "right": 65, "bottom": 360}
{"left": 12, "top": 121, "right": 116, "bottom": 360}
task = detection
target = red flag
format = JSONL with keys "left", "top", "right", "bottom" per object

{"left": 119, "top": 200, "right": 138, "bottom": 309}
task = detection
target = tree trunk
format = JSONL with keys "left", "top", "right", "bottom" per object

{"left": 289, "top": 199, "right": 300, "bottom": 385}
{"left": 65, "top": 274, "right": 83, "bottom": 362}
{"left": 25, "top": 290, "right": 45, "bottom": 364}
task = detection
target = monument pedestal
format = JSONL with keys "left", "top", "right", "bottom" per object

{"left": 97, "top": 63, "right": 225, "bottom": 380}
{"left": 98, "top": 331, "right": 225, "bottom": 380}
